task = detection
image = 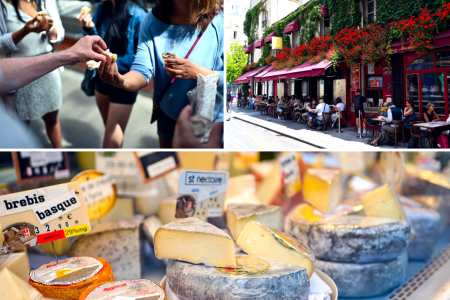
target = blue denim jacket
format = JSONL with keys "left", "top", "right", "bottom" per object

{"left": 84, "top": 3, "right": 146, "bottom": 73}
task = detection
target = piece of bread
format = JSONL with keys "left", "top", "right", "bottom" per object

{"left": 86, "top": 60, "right": 101, "bottom": 70}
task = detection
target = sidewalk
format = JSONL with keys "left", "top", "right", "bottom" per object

{"left": 228, "top": 103, "right": 407, "bottom": 149}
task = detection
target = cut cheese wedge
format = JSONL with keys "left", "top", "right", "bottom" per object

{"left": 157, "top": 196, "right": 177, "bottom": 225}
{"left": 226, "top": 203, "right": 282, "bottom": 241}
{"left": 303, "top": 169, "right": 341, "bottom": 213}
{"left": 360, "top": 184, "right": 406, "bottom": 221}
{"left": 154, "top": 217, "right": 236, "bottom": 268}
{"left": 248, "top": 160, "right": 276, "bottom": 183}
{"left": 237, "top": 221, "right": 315, "bottom": 277}
{"left": 0, "top": 252, "right": 31, "bottom": 281}
{"left": 226, "top": 175, "right": 256, "bottom": 200}
{"left": 0, "top": 268, "right": 43, "bottom": 300}
{"left": 224, "top": 191, "right": 261, "bottom": 210}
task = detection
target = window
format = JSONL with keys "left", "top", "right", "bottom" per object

{"left": 319, "top": 79, "right": 325, "bottom": 98}
{"left": 262, "top": 11, "right": 268, "bottom": 28}
{"left": 322, "top": 16, "right": 330, "bottom": 36}
{"left": 367, "top": 0, "right": 376, "bottom": 24}
{"left": 232, "top": 5, "right": 239, "bottom": 15}
{"left": 302, "top": 80, "right": 308, "bottom": 98}
{"left": 234, "top": 31, "right": 238, "bottom": 40}
{"left": 436, "top": 51, "right": 450, "bottom": 68}
{"left": 421, "top": 72, "right": 445, "bottom": 116}
{"left": 406, "top": 54, "right": 434, "bottom": 71}
{"left": 406, "top": 74, "right": 419, "bottom": 111}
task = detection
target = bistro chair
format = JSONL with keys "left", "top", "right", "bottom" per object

{"left": 293, "top": 110, "right": 302, "bottom": 123}
{"left": 391, "top": 120, "right": 406, "bottom": 148}
{"left": 283, "top": 106, "right": 293, "bottom": 120}
{"left": 365, "top": 114, "right": 378, "bottom": 138}
{"left": 410, "top": 120, "right": 423, "bottom": 148}
{"left": 260, "top": 103, "right": 268, "bottom": 115}
{"left": 323, "top": 112, "right": 333, "bottom": 131}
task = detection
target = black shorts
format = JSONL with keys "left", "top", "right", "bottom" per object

{"left": 155, "top": 108, "right": 177, "bottom": 141}
{"left": 95, "top": 76, "right": 138, "bottom": 105}
{"left": 355, "top": 109, "right": 365, "bottom": 119}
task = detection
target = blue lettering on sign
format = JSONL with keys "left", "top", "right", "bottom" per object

{"left": 209, "top": 190, "right": 219, "bottom": 196}
{"left": 192, "top": 188, "right": 200, "bottom": 193}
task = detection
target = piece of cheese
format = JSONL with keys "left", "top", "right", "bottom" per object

{"left": 80, "top": 6, "right": 91, "bottom": 14}
{"left": 68, "top": 218, "right": 141, "bottom": 280}
{"left": 360, "top": 184, "right": 406, "bottom": 221}
{"left": 0, "top": 268, "right": 44, "bottom": 300}
{"left": 309, "top": 216, "right": 410, "bottom": 263}
{"left": 402, "top": 163, "right": 450, "bottom": 196}
{"left": 79, "top": 279, "right": 166, "bottom": 300}
{"left": 86, "top": 60, "right": 100, "bottom": 70}
{"left": 36, "top": 11, "right": 46, "bottom": 20}
{"left": 343, "top": 175, "right": 378, "bottom": 201}
{"left": 237, "top": 221, "right": 315, "bottom": 277}
{"left": 225, "top": 175, "right": 257, "bottom": 200}
{"left": 143, "top": 215, "right": 163, "bottom": 241}
{"left": 133, "top": 176, "right": 174, "bottom": 217}
{"left": 38, "top": 239, "right": 69, "bottom": 257}
{"left": 157, "top": 196, "right": 177, "bottom": 225}
{"left": 103, "top": 49, "right": 117, "bottom": 62}
{"left": 226, "top": 203, "right": 282, "bottom": 241}
{"left": 224, "top": 191, "right": 261, "bottom": 210}
{"left": 166, "top": 255, "right": 309, "bottom": 300}
{"left": 29, "top": 257, "right": 114, "bottom": 300}
{"left": 303, "top": 169, "right": 341, "bottom": 213}
{"left": 315, "top": 252, "right": 407, "bottom": 298}
{"left": 0, "top": 252, "right": 31, "bottom": 281}
{"left": 90, "top": 197, "right": 135, "bottom": 227}
{"left": 154, "top": 217, "right": 236, "bottom": 268}
{"left": 248, "top": 160, "right": 276, "bottom": 183}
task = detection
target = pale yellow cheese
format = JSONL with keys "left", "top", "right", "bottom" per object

{"left": 303, "top": 169, "right": 341, "bottom": 213}
{"left": 157, "top": 196, "right": 177, "bottom": 225}
{"left": 255, "top": 162, "right": 281, "bottom": 206}
{"left": 92, "top": 197, "right": 135, "bottom": 225}
{"left": 38, "top": 239, "right": 69, "bottom": 257}
{"left": 0, "top": 268, "right": 43, "bottom": 300}
{"left": 237, "top": 221, "right": 315, "bottom": 277}
{"left": 224, "top": 191, "right": 261, "bottom": 210}
{"left": 0, "top": 222, "right": 4, "bottom": 247}
{"left": 154, "top": 217, "right": 236, "bottom": 268}
{"left": 226, "top": 204, "right": 282, "bottom": 241}
{"left": 226, "top": 175, "right": 257, "bottom": 200}
{"left": 0, "top": 252, "right": 31, "bottom": 281}
{"left": 248, "top": 160, "right": 276, "bottom": 183}
{"left": 360, "top": 184, "right": 406, "bottom": 221}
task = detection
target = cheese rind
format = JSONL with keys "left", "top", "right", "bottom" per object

{"left": 154, "top": 217, "right": 236, "bottom": 268}
{"left": 360, "top": 184, "right": 406, "bottom": 221}
{"left": 0, "top": 268, "right": 43, "bottom": 300}
{"left": 309, "top": 216, "right": 410, "bottom": 263}
{"left": 0, "top": 252, "right": 31, "bottom": 281}
{"left": 237, "top": 221, "right": 315, "bottom": 277}
{"left": 68, "top": 218, "right": 141, "bottom": 280}
{"left": 316, "top": 252, "right": 407, "bottom": 298}
{"left": 157, "top": 197, "right": 177, "bottom": 225}
{"left": 166, "top": 255, "right": 309, "bottom": 300}
{"left": 226, "top": 203, "right": 282, "bottom": 241}
{"left": 303, "top": 169, "right": 341, "bottom": 213}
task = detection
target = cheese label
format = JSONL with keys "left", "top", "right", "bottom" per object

{"left": 279, "top": 153, "right": 301, "bottom": 198}
{"left": 178, "top": 170, "right": 229, "bottom": 220}
{"left": 216, "top": 256, "right": 270, "bottom": 276}
{"left": 85, "top": 279, "right": 165, "bottom": 300}
{"left": 0, "top": 182, "right": 91, "bottom": 252}
{"left": 30, "top": 257, "right": 103, "bottom": 285}
{"left": 135, "top": 152, "right": 180, "bottom": 184}
{"left": 95, "top": 152, "right": 139, "bottom": 177}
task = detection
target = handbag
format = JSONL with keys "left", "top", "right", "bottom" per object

{"left": 81, "top": 69, "right": 97, "bottom": 97}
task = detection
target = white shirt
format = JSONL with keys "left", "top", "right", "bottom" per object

{"left": 336, "top": 103, "right": 345, "bottom": 112}
{"left": 384, "top": 105, "right": 404, "bottom": 127}
{"left": 316, "top": 102, "right": 330, "bottom": 116}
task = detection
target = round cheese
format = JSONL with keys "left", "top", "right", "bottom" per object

{"left": 79, "top": 279, "right": 166, "bottom": 300}
{"left": 166, "top": 255, "right": 309, "bottom": 300}
{"left": 29, "top": 257, "right": 114, "bottom": 300}
{"left": 405, "top": 206, "right": 441, "bottom": 260}
{"left": 309, "top": 215, "right": 410, "bottom": 263}
{"left": 316, "top": 252, "right": 407, "bottom": 298}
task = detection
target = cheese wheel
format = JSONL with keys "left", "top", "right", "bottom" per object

{"left": 29, "top": 257, "right": 114, "bottom": 300}
{"left": 79, "top": 279, "right": 166, "bottom": 300}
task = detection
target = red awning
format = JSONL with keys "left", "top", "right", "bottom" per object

{"left": 261, "top": 60, "right": 332, "bottom": 81}
{"left": 244, "top": 44, "right": 254, "bottom": 53}
{"left": 284, "top": 20, "right": 300, "bottom": 34}
{"left": 234, "top": 66, "right": 267, "bottom": 84}
{"left": 391, "top": 29, "right": 450, "bottom": 53}
{"left": 255, "top": 39, "right": 264, "bottom": 48}
{"left": 254, "top": 66, "right": 274, "bottom": 82}
{"left": 265, "top": 32, "right": 277, "bottom": 43}
{"left": 261, "top": 67, "right": 290, "bottom": 81}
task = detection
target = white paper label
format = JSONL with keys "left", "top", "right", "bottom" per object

{"left": 95, "top": 152, "right": 139, "bottom": 177}
{"left": 0, "top": 188, "right": 47, "bottom": 217}
{"left": 147, "top": 156, "right": 177, "bottom": 178}
{"left": 33, "top": 190, "right": 81, "bottom": 225}
{"left": 54, "top": 169, "right": 70, "bottom": 180}
{"left": 80, "top": 175, "right": 115, "bottom": 205}
{"left": 279, "top": 152, "right": 301, "bottom": 197}
{"left": 179, "top": 170, "right": 228, "bottom": 202}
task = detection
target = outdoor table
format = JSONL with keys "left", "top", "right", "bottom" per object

{"left": 413, "top": 121, "right": 450, "bottom": 148}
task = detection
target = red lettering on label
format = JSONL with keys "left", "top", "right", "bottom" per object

{"left": 103, "top": 284, "right": 127, "bottom": 292}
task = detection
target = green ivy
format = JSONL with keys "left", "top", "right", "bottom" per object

{"left": 243, "top": 2, "right": 266, "bottom": 44}
{"left": 258, "top": 43, "right": 272, "bottom": 66}
{"left": 283, "top": 36, "right": 291, "bottom": 48}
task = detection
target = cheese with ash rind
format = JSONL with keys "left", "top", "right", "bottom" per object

{"left": 0, "top": 252, "right": 31, "bottom": 281}
{"left": 404, "top": 206, "right": 440, "bottom": 260}
{"left": 237, "top": 221, "right": 315, "bottom": 277}
{"left": 226, "top": 203, "right": 282, "bottom": 241}
{"left": 316, "top": 252, "right": 408, "bottom": 298}
{"left": 0, "top": 268, "right": 44, "bottom": 300}
{"left": 166, "top": 255, "right": 309, "bottom": 300}
{"left": 309, "top": 215, "right": 410, "bottom": 263}
{"left": 360, "top": 184, "right": 406, "bottom": 221}
{"left": 157, "top": 196, "right": 178, "bottom": 225}
{"left": 154, "top": 217, "right": 236, "bottom": 268}
{"left": 303, "top": 169, "right": 341, "bottom": 213}
{"left": 68, "top": 218, "right": 141, "bottom": 280}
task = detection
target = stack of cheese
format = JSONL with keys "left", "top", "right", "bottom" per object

{"left": 154, "top": 212, "right": 315, "bottom": 300}
{"left": 286, "top": 180, "right": 411, "bottom": 298}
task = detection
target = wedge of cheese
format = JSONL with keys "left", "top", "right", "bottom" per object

{"left": 0, "top": 268, "right": 43, "bottom": 300}
{"left": 248, "top": 160, "right": 276, "bottom": 183}
{"left": 226, "top": 203, "right": 282, "bottom": 241}
{"left": 237, "top": 221, "right": 315, "bottom": 277}
{"left": 0, "top": 252, "right": 31, "bottom": 281}
{"left": 226, "top": 175, "right": 256, "bottom": 200}
{"left": 154, "top": 217, "right": 236, "bottom": 268}
{"left": 224, "top": 191, "right": 261, "bottom": 210}
{"left": 157, "top": 196, "right": 177, "bottom": 225}
{"left": 303, "top": 169, "right": 341, "bottom": 213}
{"left": 360, "top": 184, "right": 406, "bottom": 221}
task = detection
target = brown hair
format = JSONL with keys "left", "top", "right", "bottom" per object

{"left": 155, "top": 0, "right": 222, "bottom": 34}
{"left": 407, "top": 99, "right": 413, "bottom": 106}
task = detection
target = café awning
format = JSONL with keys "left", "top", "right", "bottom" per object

{"left": 391, "top": 29, "right": 450, "bottom": 53}
{"left": 244, "top": 44, "right": 254, "bottom": 53}
{"left": 234, "top": 66, "right": 267, "bottom": 84}
{"left": 254, "top": 66, "right": 274, "bottom": 82}
{"left": 265, "top": 32, "right": 277, "bottom": 43}
{"left": 284, "top": 20, "right": 300, "bottom": 34}
{"left": 255, "top": 39, "right": 264, "bottom": 48}
{"left": 261, "top": 60, "right": 332, "bottom": 81}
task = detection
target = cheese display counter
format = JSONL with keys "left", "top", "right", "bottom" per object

{"left": 1, "top": 151, "right": 450, "bottom": 300}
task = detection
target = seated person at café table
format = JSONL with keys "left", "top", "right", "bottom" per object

{"left": 301, "top": 96, "right": 311, "bottom": 122}
{"left": 263, "top": 94, "right": 267, "bottom": 101}
{"left": 313, "top": 98, "right": 330, "bottom": 130}
{"left": 248, "top": 94, "right": 256, "bottom": 109}
{"left": 380, "top": 102, "right": 403, "bottom": 144}
{"left": 307, "top": 99, "right": 317, "bottom": 127}
{"left": 404, "top": 99, "right": 416, "bottom": 139}
{"left": 289, "top": 95, "right": 296, "bottom": 106}
{"left": 422, "top": 102, "right": 442, "bottom": 147}
{"left": 331, "top": 98, "right": 345, "bottom": 127}
{"left": 293, "top": 99, "right": 302, "bottom": 119}
{"left": 277, "top": 96, "right": 286, "bottom": 119}
{"left": 268, "top": 96, "right": 275, "bottom": 104}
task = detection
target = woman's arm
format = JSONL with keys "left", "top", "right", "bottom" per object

{"left": 404, "top": 107, "right": 413, "bottom": 116}
{"left": 433, "top": 111, "right": 440, "bottom": 121}
{"left": 45, "top": 0, "right": 64, "bottom": 43}
{"left": 424, "top": 113, "right": 430, "bottom": 123}
{"left": 77, "top": 4, "right": 99, "bottom": 36}
{"left": 3, "top": 16, "right": 49, "bottom": 52}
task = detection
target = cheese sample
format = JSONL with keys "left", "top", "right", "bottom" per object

{"left": 316, "top": 252, "right": 407, "bottom": 298}
{"left": 226, "top": 203, "right": 282, "bottom": 241}
{"left": 0, "top": 268, "right": 44, "bottom": 300}
{"left": 224, "top": 191, "right": 261, "bottom": 210}
{"left": 237, "top": 221, "right": 315, "bottom": 277}
{"left": 0, "top": 252, "right": 31, "bottom": 281}
{"left": 303, "top": 169, "right": 341, "bottom": 213}
{"left": 166, "top": 255, "right": 309, "bottom": 300}
{"left": 68, "top": 218, "right": 141, "bottom": 280}
{"left": 226, "top": 175, "right": 256, "bottom": 200}
{"left": 103, "top": 49, "right": 117, "bottom": 61}
{"left": 80, "top": 6, "right": 91, "bottom": 14}
{"left": 157, "top": 196, "right": 177, "bottom": 225}
{"left": 309, "top": 216, "right": 410, "bottom": 263}
{"left": 29, "top": 257, "right": 114, "bottom": 300}
{"left": 36, "top": 11, "right": 46, "bottom": 20}
{"left": 154, "top": 217, "right": 236, "bottom": 268}
{"left": 360, "top": 184, "right": 406, "bottom": 221}
{"left": 79, "top": 279, "right": 165, "bottom": 300}
{"left": 405, "top": 206, "right": 440, "bottom": 260}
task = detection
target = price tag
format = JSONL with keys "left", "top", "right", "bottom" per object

{"left": 279, "top": 152, "right": 301, "bottom": 198}
{"left": 95, "top": 152, "right": 139, "bottom": 177}
{"left": 135, "top": 152, "right": 180, "bottom": 184}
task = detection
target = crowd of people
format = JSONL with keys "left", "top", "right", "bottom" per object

{"left": 0, "top": 0, "right": 224, "bottom": 149}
